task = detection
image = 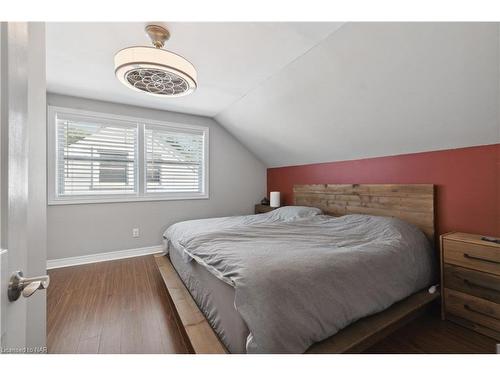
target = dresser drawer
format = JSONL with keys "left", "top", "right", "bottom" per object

{"left": 444, "top": 264, "right": 500, "bottom": 304}
{"left": 443, "top": 239, "right": 500, "bottom": 276}
{"left": 444, "top": 288, "right": 500, "bottom": 332}
{"left": 446, "top": 314, "right": 500, "bottom": 341}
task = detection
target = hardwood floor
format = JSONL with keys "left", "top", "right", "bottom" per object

{"left": 363, "top": 310, "right": 498, "bottom": 354}
{"left": 48, "top": 255, "right": 498, "bottom": 354}
{"left": 47, "top": 255, "right": 189, "bottom": 353}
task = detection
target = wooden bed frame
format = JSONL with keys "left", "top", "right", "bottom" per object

{"left": 155, "top": 183, "right": 438, "bottom": 354}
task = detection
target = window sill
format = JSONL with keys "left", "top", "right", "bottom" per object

{"left": 47, "top": 193, "right": 209, "bottom": 206}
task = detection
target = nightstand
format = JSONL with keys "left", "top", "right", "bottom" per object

{"left": 255, "top": 204, "right": 278, "bottom": 214}
{"left": 440, "top": 232, "right": 500, "bottom": 340}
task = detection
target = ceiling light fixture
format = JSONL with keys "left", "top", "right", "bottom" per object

{"left": 114, "top": 25, "right": 197, "bottom": 97}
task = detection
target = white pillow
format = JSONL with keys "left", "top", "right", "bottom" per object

{"left": 266, "top": 206, "right": 322, "bottom": 221}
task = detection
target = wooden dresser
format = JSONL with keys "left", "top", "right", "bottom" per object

{"left": 440, "top": 232, "right": 500, "bottom": 340}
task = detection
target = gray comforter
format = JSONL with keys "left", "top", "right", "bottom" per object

{"left": 168, "top": 214, "right": 435, "bottom": 353}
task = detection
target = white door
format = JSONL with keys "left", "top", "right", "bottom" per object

{"left": 0, "top": 22, "right": 47, "bottom": 353}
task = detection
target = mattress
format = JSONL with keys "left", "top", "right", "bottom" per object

{"left": 169, "top": 241, "right": 249, "bottom": 353}
{"left": 165, "top": 209, "right": 435, "bottom": 353}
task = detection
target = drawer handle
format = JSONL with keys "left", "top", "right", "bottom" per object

{"left": 464, "top": 304, "right": 496, "bottom": 319}
{"left": 463, "top": 253, "right": 500, "bottom": 265}
{"left": 463, "top": 279, "right": 500, "bottom": 294}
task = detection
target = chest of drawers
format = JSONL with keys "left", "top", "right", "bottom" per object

{"left": 440, "top": 232, "right": 500, "bottom": 340}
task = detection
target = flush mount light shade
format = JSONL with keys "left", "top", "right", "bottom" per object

{"left": 114, "top": 46, "right": 197, "bottom": 97}
{"left": 114, "top": 25, "right": 197, "bottom": 98}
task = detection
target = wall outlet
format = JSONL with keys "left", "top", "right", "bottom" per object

{"left": 132, "top": 228, "right": 140, "bottom": 238}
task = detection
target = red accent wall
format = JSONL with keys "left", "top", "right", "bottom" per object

{"left": 267, "top": 144, "right": 500, "bottom": 237}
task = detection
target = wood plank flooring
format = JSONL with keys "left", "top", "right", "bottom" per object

{"left": 364, "top": 309, "right": 498, "bottom": 354}
{"left": 48, "top": 255, "right": 498, "bottom": 354}
{"left": 47, "top": 255, "right": 189, "bottom": 353}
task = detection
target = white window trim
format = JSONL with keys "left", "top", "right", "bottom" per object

{"left": 47, "top": 106, "right": 209, "bottom": 205}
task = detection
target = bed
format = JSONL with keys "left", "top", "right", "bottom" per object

{"left": 156, "top": 184, "right": 438, "bottom": 354}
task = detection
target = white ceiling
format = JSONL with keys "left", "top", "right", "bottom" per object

{"left": 47, "top": 23, "right": 499, "bottom": 167}
{"left": 216, "top": 22, "right": 500, "bottom": 166}
{"left": 46, "top": 22, "right": 343, "bottom": 117}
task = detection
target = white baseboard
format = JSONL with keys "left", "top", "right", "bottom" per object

{"left": 46, "top": 245, "right": 165, "bottom": 270}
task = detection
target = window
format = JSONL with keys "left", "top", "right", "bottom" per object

{"left": 55, "top": 114, "right": 137, "bottom": 197}
{"left": 144, "top": 126, "right": 205, "bottom": 194}
{"left": 48, "top": 106, "right": 209, "bottom": 204}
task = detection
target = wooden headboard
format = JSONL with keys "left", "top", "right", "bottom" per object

{"left": 293, "top": 184, "right": 435, "bottom": 241}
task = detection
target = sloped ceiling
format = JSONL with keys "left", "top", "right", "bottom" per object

{"left": 216, "top": 23, "right": 500, "bottom": 167}
{"left": 47, "top": 23, "right": 500, "bottom": 167}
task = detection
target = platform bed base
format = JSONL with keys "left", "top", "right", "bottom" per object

{"left": 155, "top": 254, "right": 439, "bottom": 354}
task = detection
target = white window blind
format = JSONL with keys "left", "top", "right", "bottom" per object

{"left": 55, "top": 114, "right": 138, "bottom": 197}
{"left": 145, "top": 125, "right": 205, "bottom": 194}
{"left": 49, "top": 107, "right": 209, "bottom": 204}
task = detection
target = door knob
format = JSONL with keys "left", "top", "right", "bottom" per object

{"left": 8, "top": 271, "right": 50, "bottom": 302}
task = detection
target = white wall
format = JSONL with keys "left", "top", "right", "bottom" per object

{"left": 216, "top": 23, "right": 500, "bottom": 167}
{"left": 47, "top": 94, "right": 266, "bottom": 260}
